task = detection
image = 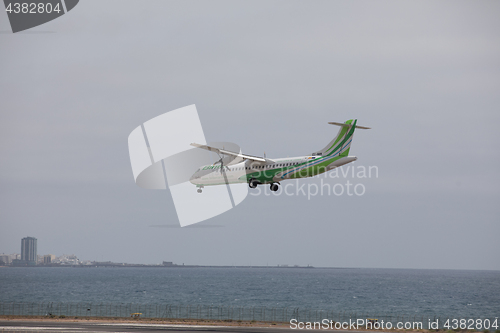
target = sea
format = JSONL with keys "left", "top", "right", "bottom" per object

{"left": 0, "top": 267, "right": 499, "bottom": 319}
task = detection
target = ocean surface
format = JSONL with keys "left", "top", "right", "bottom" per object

{"left": 0, "top": 267, "right": 499, "bottom": 318}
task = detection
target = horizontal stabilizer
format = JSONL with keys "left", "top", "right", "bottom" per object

{"left": 328, "top": 122, "right": 371, "bottom": 129}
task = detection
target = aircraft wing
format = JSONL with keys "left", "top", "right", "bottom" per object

{"left": 190, "top": 143, "right": 267, "bottom": 163}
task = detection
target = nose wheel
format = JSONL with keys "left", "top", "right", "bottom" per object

{"left": 197, "top": 186, "right": 204, "bottom": 193}
{"left": 270, "top": 183, "right": 279, "bottom": 192}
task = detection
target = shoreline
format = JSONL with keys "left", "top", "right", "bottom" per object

{"left": 0, "top": 264, "right": 316, "bottom": 269}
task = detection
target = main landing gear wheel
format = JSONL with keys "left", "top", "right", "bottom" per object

{"left": 249, "top": 179, "right": 259, "bottom": 189}
{"left": 270, "top": 183, "right": 279, "bottom": 192}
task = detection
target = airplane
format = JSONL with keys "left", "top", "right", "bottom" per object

{"left": 189, "top": 119, "right": 370, "bottom": 193}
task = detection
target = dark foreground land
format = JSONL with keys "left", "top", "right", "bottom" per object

{"left": 0, "top": 316, "right": 486, "bottom": 333}
{"left": 0, "top": 316, "right": 293, "bottom": 333}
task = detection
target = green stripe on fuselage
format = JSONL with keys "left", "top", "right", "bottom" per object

{"left": 288, "top": 156, "right": 341, "bottom": 179}
{"left": 241, "top": 166, "right": 293, "bottom": 183}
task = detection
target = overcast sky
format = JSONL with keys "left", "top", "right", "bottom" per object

{"left": 1, "top": 0, "right": 499, "bottom": 270}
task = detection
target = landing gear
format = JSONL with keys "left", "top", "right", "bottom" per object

{"left": 197, "top": 186, "right": 204, "bottom": 193}
{"left": 270, "top": 183, "right": 279, "bottom": 192}
{"left": 248, "top": 178, "right": 260, "bottom": 189}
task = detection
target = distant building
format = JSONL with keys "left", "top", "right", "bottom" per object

{"left": 21, "top": 237, "right": 37, "bottom": 264}
{"left": 0, "top": 254, "right": 10, "bottom": 265}
{"left": 54, "top": 254, "right": 80, "bottom": 265}
{"left": 43, "top": 254, "right": 55, "bottom": 264}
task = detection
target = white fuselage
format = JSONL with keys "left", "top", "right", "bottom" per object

{"left": 189, "top": 155, "right": 357, "bottom": 187}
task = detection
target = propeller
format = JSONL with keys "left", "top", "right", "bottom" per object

{"left": 214, "top": 152, "right": 232, "bottom": 186}
{"left": 215, "top": 152, "right": 230, "bottom": 174}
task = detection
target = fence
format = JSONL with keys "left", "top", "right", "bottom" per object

{"left": 0, "top": 302, "right": 495, "bottom": 329}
